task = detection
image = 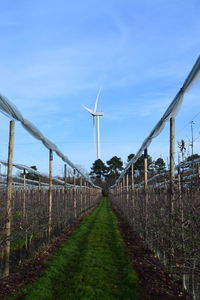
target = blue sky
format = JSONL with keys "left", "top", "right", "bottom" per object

{"left": 0, "top": 0, "right": 200, "bottom": 176}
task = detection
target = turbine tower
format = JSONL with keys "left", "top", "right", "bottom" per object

{"left": 83, "top": 89, "right": 104, "bottom": 160}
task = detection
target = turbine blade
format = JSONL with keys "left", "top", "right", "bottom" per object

{"left": 94, "top": 88, "right": 101, "bottom": 112}
{"left": 82, "top": 105, "right": 94, "bottom": 115}
{"left": 93, "top": 116, "right": 95, "bottom": 127}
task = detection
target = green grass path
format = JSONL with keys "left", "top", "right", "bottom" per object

{"left": 14, "top": 198, "right": 138, "bottom": 300}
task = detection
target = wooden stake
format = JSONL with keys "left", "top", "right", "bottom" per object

{"left": 73, "top": 169, "right": 77, "bottom": 218}
{"left": 144, "top": 148, "right": 148, "bottom": 190}
{"left": 84, "top": 181, "right": 87, "bottom": 211}
{"left": 120, "top": 181, "right": 123, "bottom": 202}
{"left": 64, "top": 164, "right": 67, "bottom": 213}
{"left": 48, "top": 149, "right": 53, "bottom": 239}
{"left": 122, "top": 176, "right": 125, "bottom": 192}
{"left": 169, "top": 117, "right": 175, "bottom": 267}
{"left": 126, "top": 173, "right": 129, "bottom": 218}
{"left": 126, "top": 174, "right": 129, "bottom": 202}
{"left": 131, "top": 164, "right": 135, "bottom": 214}
{"left": 126, "top": 173, "right": 129, "bottom": 191}
{"left": 122, "top": 177, "right": 125, "bottom": 210}
{"left": 88, "top": 183, "right": 91, "bottom": 209}
{"left": 38, "top": 176, "right": 41, "bottom": 205}
{"left": 80, "top": 176, "right": 83, "bottom": 214}
{"left": 3, "top": 120, "right": 15, "bottom": 277}
{"left": 23, "top": 169, "right": 26, "bottom": 219}
{"left": 131, "top": 164, "right": 134, "bottom": 190}
{"left": 144, "top": 148, "right": 148, "bottom": 241}
{"left": 170, "top": 117, "right": 175, "bottom": 189}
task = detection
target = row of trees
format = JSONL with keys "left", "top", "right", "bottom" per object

{"left": 90, "top": 152, "right": 200, "bottom": 187}
{"left": 90, "top": 154, "right": 166, "bottom": 186}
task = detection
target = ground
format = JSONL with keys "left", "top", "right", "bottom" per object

{"left": 115, "top": 210, "right": 187, "bottom": 300}
{"left": 0, "top": 198, "right": 187, "bottom": 299}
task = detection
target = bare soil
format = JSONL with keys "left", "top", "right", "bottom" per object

{"left": 115, "top": 210, "right": 188, "bottom": 300}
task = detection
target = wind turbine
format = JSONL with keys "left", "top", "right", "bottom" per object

{"left": 83, "top": 89, "right": 104, "bottom": 160}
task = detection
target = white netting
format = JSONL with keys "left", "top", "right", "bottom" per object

{"left": 0, "top": 160, "right": 65, "bottom": 185}
{"left": 111, "top": 55, "right": 200, "bottom": 188}
{"left": 0, "top": 97, "right": 101, "bottom": 188}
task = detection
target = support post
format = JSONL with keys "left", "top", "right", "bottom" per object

{"left": 144, "top": 148, "right": 148, "bottom": 190}
{"left": 3, "top": 120, "right": 15, "bottom": 277}
{"left": 48, "top": 149, "right": 53, "bottom": 239}
{"left": 120, "top": 181, "right": 123, "bottom": 203}
{"left": 23, "top": 169, "right": 26, "bottom": 219}
{"left": 126, "top": 173, "right": 129, "bottom": 192}
{"left": 131, "top": 164, "right": 135, "bottom": 217}
{"left": 88, "top": 183, "right": 91, "bottom": 208}
{"left": 84, "top": 181, "right": 87, "bottom": 212}
{"left": 64, "top": 164, "right": 67, "bottom": 214}
{"left": 144, "top": 148, "right": 148, "bottom": 241}
{"left": 126, "top": 173, "right": 129, "bottom": 218}
{"left": 80, "top": 176, "right": 83, "bottom": 214}
{"left": 169, "top": 117, "right": 175, "bottom": 267}
{"left": 170, "top": 118, "right": 175, "bottom": 189}
{"left": 122, "top": 177, "right": 125, "bottom": 211}
{"left": 131, "top": 164, "right": 134, "bottom": 190}
{"left": 73, "top": 169, "right": 77, "bottom": 218}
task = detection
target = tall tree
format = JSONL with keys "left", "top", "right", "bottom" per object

{"left": 126, "top": 153, "right": 135, "bottom": 175}
{"left": 132, "top": 154, "right": 154, "bottom": 175}
{"left": 106, "top": 156, "right": 123, "bottom": 178}
{"left": 90, "top": 159, "right": 107, "bottom": 180}
{"left": 154, "top": 158, "right": 166, "bottom": 172}
{"left": 187, "top": 153, "right": 200, "bottom": 161}
{"left": 127, "top": 153, "right": 135, "bottom": 162}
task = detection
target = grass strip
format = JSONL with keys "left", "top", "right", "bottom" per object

{"left": 12, "top": 198, "right": 138, "bottom": 300}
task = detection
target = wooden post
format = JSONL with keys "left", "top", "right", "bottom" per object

{"left": 80, "top": 177, "right": 83, "bottom": 214}
{"left": 64, "top": 164, "right": 67, "bottom": 214}
{"left": 126, "top": 173, "right": 129, "bottom": 191}
{"left": 73, "top": 169, "right": 77, "bottom": 218}
{"left": 169, "top": 117, "right": 175, "bottom": 267}
{"left": 144, "top": 148, "right": 148, "bottom": 190}
{"left": 170, "top": 118, "right": 175, "bottom": 190}
{"left": 3, "top": 120, "right": 15, "bottom": 277}
{"left": 120, "top": 181, "right": 123, "bottom": 203}
{"left": 88, "top": 183, "right": 91, "bottom": 209}
{"left": 144, "top": 148, "right": 148, "bottom": 241}
{"left": 126, "top": 173, "right": 129, "bottom": 218}
{"left": 169, "top": 117, "right": 175, "bottom": 212}
{"left": 38, "top": 176, "right": 41, "bottom": 205}
{"left": 177, "top": 152, "right": 181, "bottom": 197}
{"left": 48, "top": 149, "right": 53, "bottom": 239}
{"left": 23, "top": 169, "right": 26, "bottom": 219}
{"left": 126, "top": 173, "right": 129, "bottom": 197}
{"left": 122, "top": 177, "right": 125, "bottom": 211}
{"left": 122, "top": 176, "right": 125, "bottom": 198}
{"left": 131, "top": 164, "right": 135, "bottom": 213}
{"left": 131, "top": 164, "right": 134, "bottom": 190}
{"left": 84, "top": 181, "right": 87, "bottom": 212}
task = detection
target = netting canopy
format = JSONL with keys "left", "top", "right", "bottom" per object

{"left": 111, "top": 55, "right": 200, "bottom": 188}
{"left": 0, "top": 95, "right": 100, "bottom": 188}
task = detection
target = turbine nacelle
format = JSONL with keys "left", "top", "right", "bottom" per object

{"left": 93, "top": 112, "right": 104, "bottom": 116}
{"left": 82, "top": 105, "right": 104, "bottom": 116}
